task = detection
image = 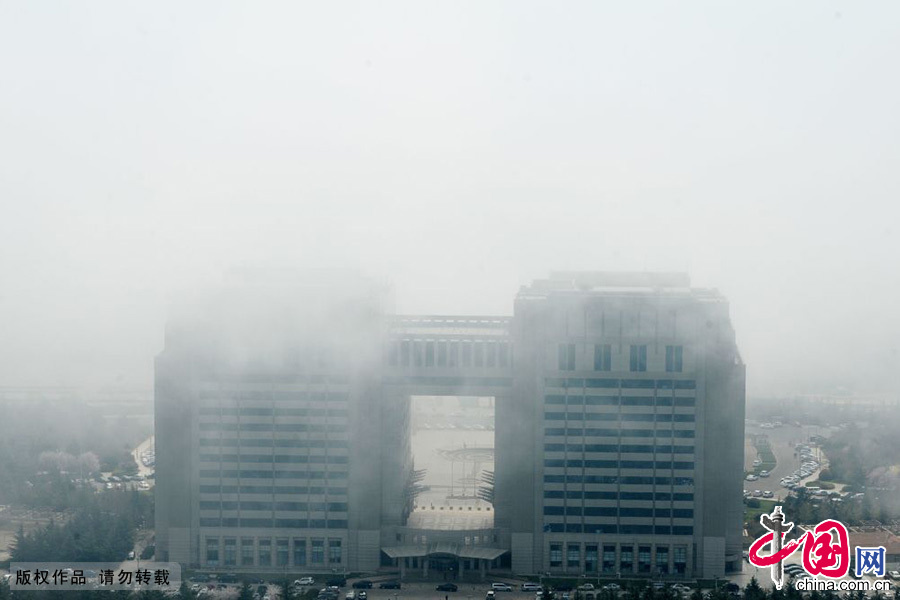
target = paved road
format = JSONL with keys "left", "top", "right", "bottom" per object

{"left": 744, "top": 424, "right": 825, "bottom": 498}
{"left": 133, "top": 435, "right": 155, "bottom": 479}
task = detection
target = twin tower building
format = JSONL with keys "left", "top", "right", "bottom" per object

{"left": 155, "top": 271, "right": 745, "bottom": 579}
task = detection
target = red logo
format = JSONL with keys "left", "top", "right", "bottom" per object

{"left": 748, "top": 507, "right": 850, "bottom": 588}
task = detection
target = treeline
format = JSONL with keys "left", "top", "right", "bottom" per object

{"left": 0, "top": 397, "right": 151, "bottom": 507}
{"left": 10, "top": 489, "right": 152, "bottom": 563}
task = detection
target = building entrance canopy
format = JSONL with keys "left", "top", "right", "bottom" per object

{"left": 382, "top": 544, "right": 507, "bottom": 561}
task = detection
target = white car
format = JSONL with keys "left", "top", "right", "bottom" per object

{"left": 296, "top": 578, "right": 315, "bottom": 586}
{"left": 578, "top": 584, "right": 595, "bottom": 591}
{"left": 491, "top": 584, "right": 513, "bottom": 592}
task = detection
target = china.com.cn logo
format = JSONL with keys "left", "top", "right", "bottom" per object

{"left": 748, "top": 506, "right": 887, "bottom": 589}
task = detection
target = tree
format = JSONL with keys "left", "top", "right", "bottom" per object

{"left": 239, "top": 582, "right": 254, "bottom": 600}
{"left": 743, "top": 577, "right": 766, "bottom": 600}
{"left": 179, "top": 581, "right": 197, "bottom": 600}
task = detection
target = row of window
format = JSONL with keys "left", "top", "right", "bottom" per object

{"left": 199, "top": 454, "right": 349, "bottom": 464}
{"left": 544, "top": 491, "right": 693, "bottom": 501}
{"left": 543, "top": 506, "right": 694, "bottom": 518}
{"left": 545, "top": 378, "right": 695, "bottom": 390}
{"left": 544, "top": 444, "right": 693, "bottom": 454}
{"left": 544, "top": 460, "right": 694, "bottom": 470}
{"left": 199, "top": 470, "right": 347, "bottom": 480}
{"left": 200, "top": 518, "right": 347, "bottom": 529}
{"left": 547, "top": 542, "right": 687, "bottom": 574}
{"left": 199, "top": 407, "right": 348, "bottom": 417}
{"left": 199, "top": 391, "right": 348, "bottom": 401}
{"left": 388, "top": 339, "right": 511, "bottom": 369}
{"left": 545, "top": 395, "right": 695, "bottom": 407}
{"left": 543, "top": 523, "right": 693, "bottom": 535}
{"left": 204, "top": 537, "right": 342, "bottom": 568}
{"left": 199, "top": 439, "right": 349, "bottom": 448}
{"left": 200, "top": 501, "right": 347, "bottom": 512}
{"left": 199, "top": 423, "right": 347, "bottom": 432}
{"left": 545, "top": 428, "right": 695, "bottom": 438}
{"left": 544, "top": 412, "right": 695, "bottom": 423}
{"left": 544, "top": 475, "right": 694, "bottom": 485}
{"left": 199, "top": 485, "right": 346, "bottom": 495}
{"left": 558, "top": 345, "right": 684, "bottom": 373}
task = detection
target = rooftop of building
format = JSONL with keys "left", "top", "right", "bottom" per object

{"left": 518, "top": 271, "right": 725, "bottom": 301}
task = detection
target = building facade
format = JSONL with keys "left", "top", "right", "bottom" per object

{"left": 155, "top": 271, "right": 744, "bottom": 578}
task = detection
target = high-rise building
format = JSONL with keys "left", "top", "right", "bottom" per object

{"left": 155, "top": 271, "right": 744, "bottom": 578}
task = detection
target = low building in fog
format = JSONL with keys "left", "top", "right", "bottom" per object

{"left": 155, "top": 271, "right": 745, "bottom": 578}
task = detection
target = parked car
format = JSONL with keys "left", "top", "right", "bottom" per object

{"left": 356, "top": 592, "right": 367, "bottom": 600}
{"left": 296, "top": 578, "right": 315, "bottom": 587}
{"left": 326, "top": 579, "right": 347, "bottom": 588}
{"left": 437, "top": 584, "right": 459, "bottom": 592}
{"left": 352, "top": 581, "right": 373, "bottom": 589}
{"left": 379, "top": 582, "right": 401, "bottom": 590}
{"left": 485, "top": 592, "right": 496, "bottom": 600}
{"left": 578, "top": 584, "right": 595, "bottom": 591}
{"left": 492, "top": 584, "right": 513, "bottom": 592}
{"left": 521, "top": 584, "right": 542, "bottom": 592}
{"left": 601, "top": 584, "right": 621, "bottom": 592}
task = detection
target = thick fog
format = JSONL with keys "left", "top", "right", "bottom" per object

{"left": 1, "top": 2, "right": 899, "bottom": 396}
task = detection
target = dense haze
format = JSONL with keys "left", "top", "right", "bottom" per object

{"left": 1, "top": 2, "right": 898, "bottom": 396}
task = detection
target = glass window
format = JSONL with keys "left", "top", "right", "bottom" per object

{"left": 498, "top": 343, "right": 509, "bottom": 367}
{"left": 474, "top": 342, "right": 484, "bottom": 366}
{"left": 312, "top": 539, "right": 325, "bottom": 564}
{"left": 223, "top": 538, "right": 236, "bottom": 567}
{"left": 666, "top": 346, "right": 683, "bottom": 372}
{"left": 559, "top": 344, "right": 576, "bottom": 371}
{"left": 629, "top": 345, "right": 647, "bottom": 372}
{"left": 674, "top": 546, "right": 687, "bottom": 574}
{"left": 437, "top": 341, "right": 447, "bottom": 366}
{"left": 293, "top": 539, "right": 306, "bottom": 566}
{"left": 425, "top": 341, "right": 435, "bottom": 366}
{"left": 400, "top": 341, "right": 410, "bottom": 366}
{"left": 462, "top": 342, "right": 472, "bottom": 366}
{"left": 258, "top": 539, "right": 271, "bottom": 567}
{"left": 656, "top": 547, "right": 669, "bottom": 575}
{"left": 328, "top": 539, "right": 342, "bottom": 564}
{"left": 205, "top": 538, "right": 219, "bottom": 567}
{"left": 549, "top": 543, "right": 563, "bottom": 567}
{"left": 567, "top": 544, "right": 580, "bottom": 568}
{"left": 594, "top": 344, "right": 611, "bottom": 371}
{"left": 638, "top": 546, "right": 651, "bottom": 573}
{"left": 585, "top": 544, "right": 598, "bottom": 573}
{"left": 449, "top": 341, "right": 459, "bottom": 366}
{"left": 620, "top": 546, "right": 633, "bottom": 573}
{"left": 602, "top": 545, "right": 616, "bottom": 573}
{"left": 413, "top": 341, "right": 423, "bottom": 367}
{"left": 276, "top": 538, "right": 289, "bottom": 567}
{"left": 241, "top": 538, "right": 254, "bottom": 566}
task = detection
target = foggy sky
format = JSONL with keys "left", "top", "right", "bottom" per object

{"left": 1, "top": 2, "right": 898, "bottom": 396}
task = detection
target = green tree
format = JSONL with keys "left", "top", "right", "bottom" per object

{"left": 239, "top": 582, "right": 254, "bottom": 600}
{"left": 743, "top": 577, "right": 766, "bottom": 600}
{"left": 179, "top": 581, "right": 197, "bottom": 600}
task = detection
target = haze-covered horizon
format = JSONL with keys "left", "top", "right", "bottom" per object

{"left": 1, "top": 2, "right": 898, "bottom": 396}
